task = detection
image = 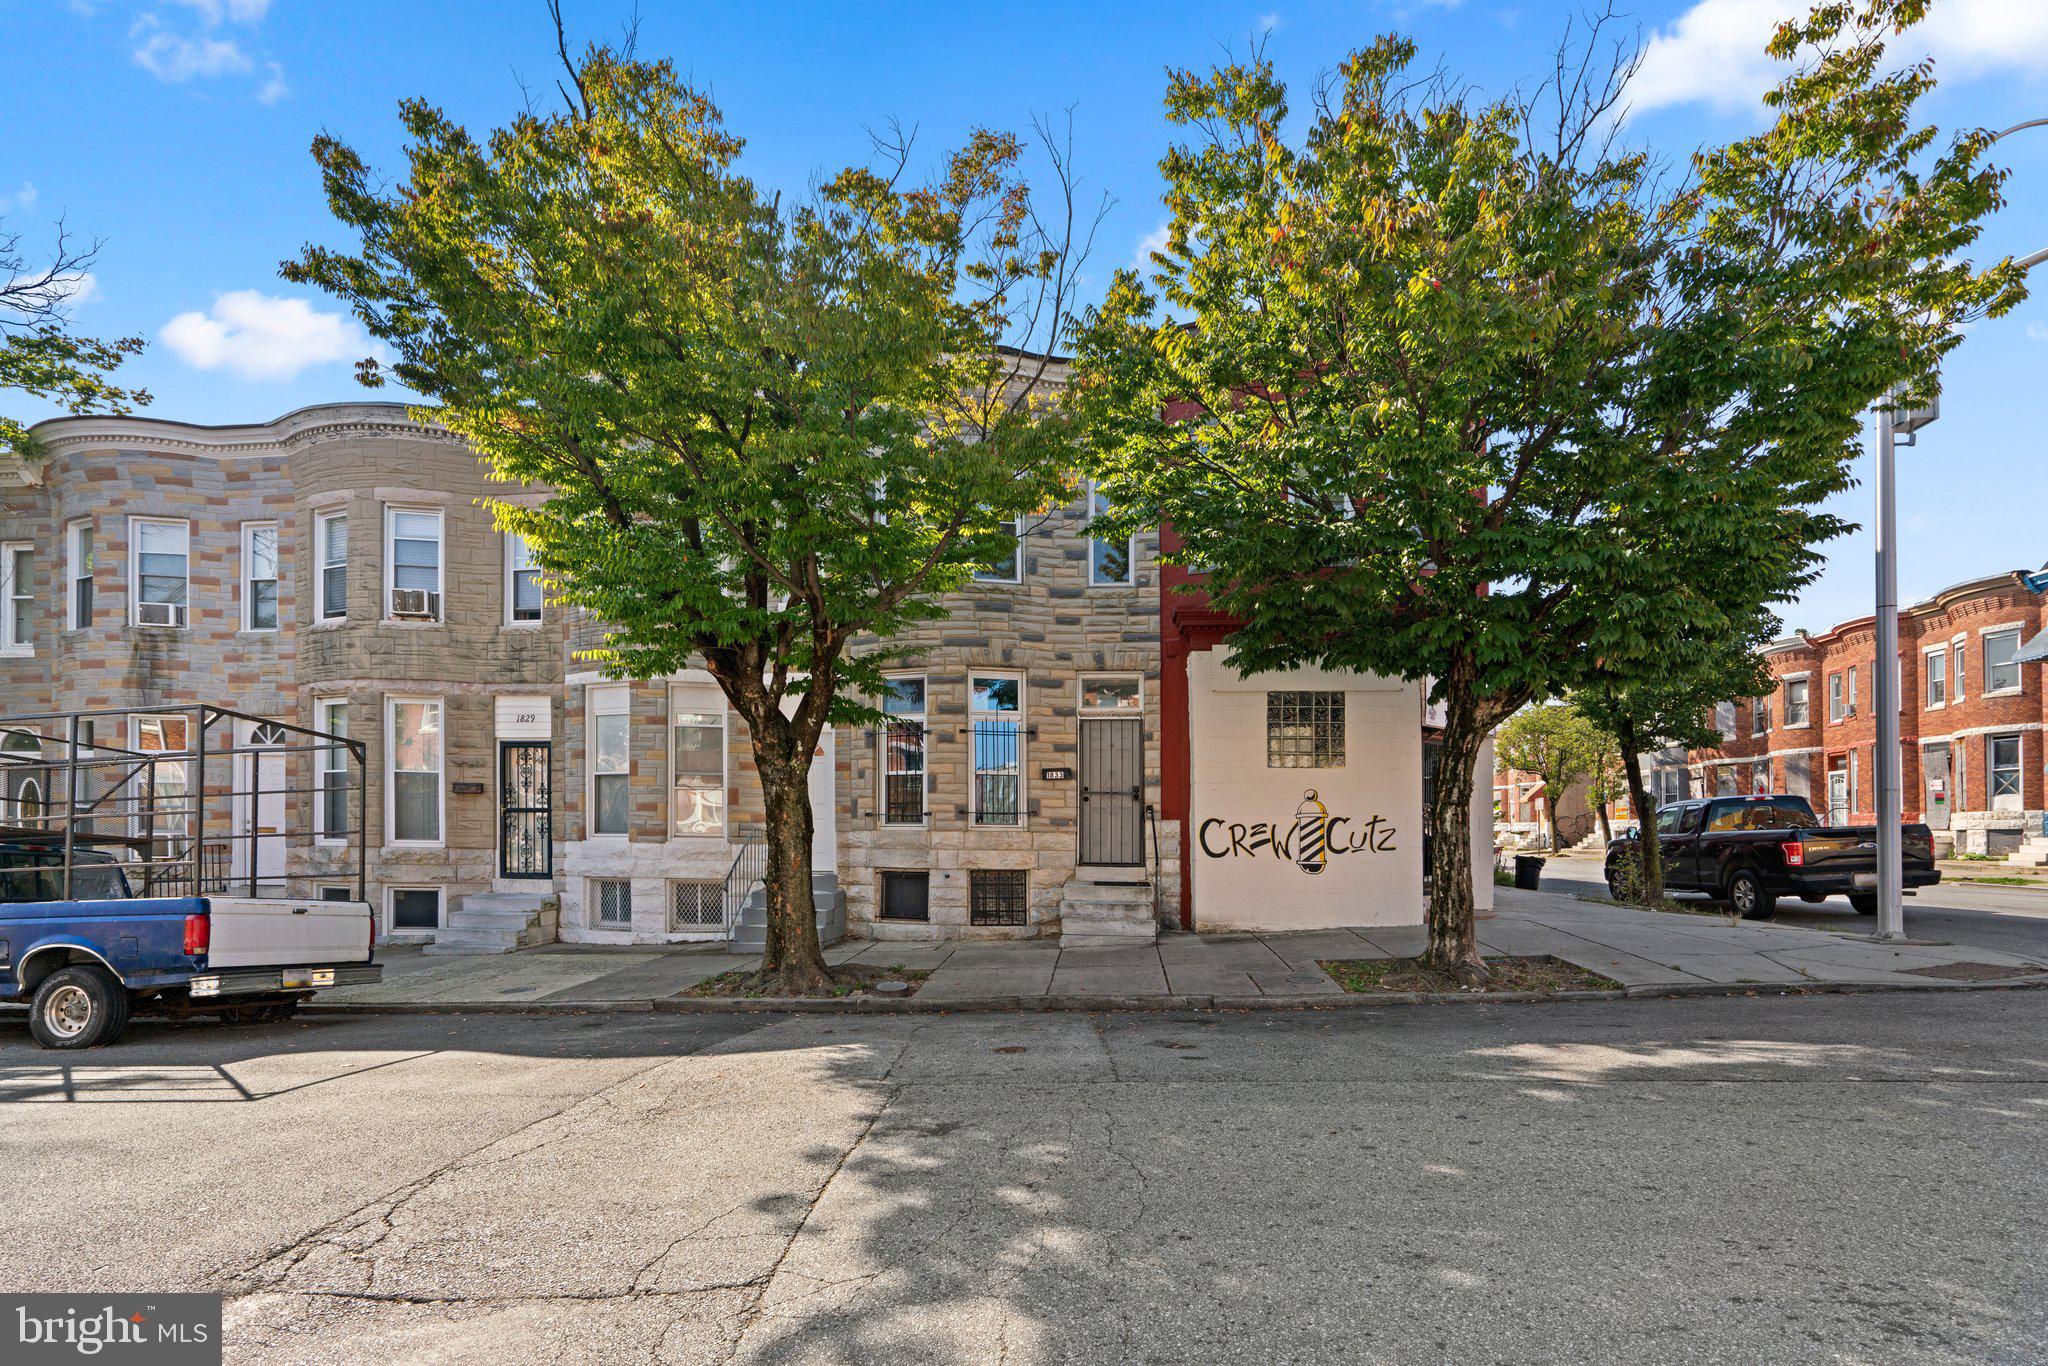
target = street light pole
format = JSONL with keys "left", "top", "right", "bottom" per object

{"left": 1869, "top": 115, "right": 2045, "bottom": 942}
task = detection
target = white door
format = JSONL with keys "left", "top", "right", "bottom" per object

{"left": 231, "top": 720, "right": 288, "bottom": 889}
{"left": 1827, "top": 768, "right": 1850, "bottom": 825}
{"left": 808, "top": 727, "right": 837, "bottom": 872}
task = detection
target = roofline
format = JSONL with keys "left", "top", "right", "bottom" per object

{"left": 21, "top": 400, "right": 459, "bottom": 461}
{"left": 1764, "top": 569, "right": 2040, "bottom": 652}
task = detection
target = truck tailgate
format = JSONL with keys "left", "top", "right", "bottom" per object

{"left": 205, "top": 897, "right": 372, "bottom": 968}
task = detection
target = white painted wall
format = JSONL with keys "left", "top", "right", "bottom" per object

{"left": 1187, "top": 656, "right": 1425, "bottom": 930}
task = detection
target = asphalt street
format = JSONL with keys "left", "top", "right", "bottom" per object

{"left": 1535, "top": 854, "right": 2048, "bottom": 958}
{"left": 2, "top": 992, "right": 2043, "bottom": 1364}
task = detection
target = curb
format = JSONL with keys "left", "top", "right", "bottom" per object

{"left": 300, "top": 974, "right": 2046, "bottom": 1018}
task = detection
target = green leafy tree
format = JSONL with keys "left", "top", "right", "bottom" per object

{"left": 287, "top": 33, "right": 1091, "bottom": 991}
{"left": 1072, "top": 1, "right": 2022, "bottom": 979}
{"left": 2, "top": 217, "right": 149, "bottom": 456}
{"left": 1577, "top": 607, "right": 1777, "bottom": 903}
{"left": 1495, "top": 702, "right": 1602, "bottom": 853}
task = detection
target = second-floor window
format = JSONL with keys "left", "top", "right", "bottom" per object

{"left": 881, "top": 677, "right": 926, "bottom": 825}
{"left": 130, "top": 517, "right": 189, "bottom": 628}
{"left": 506, "top": 532, "right": 543, "bottom": 623}
{"left": 1925, "top": 649, "right": 1946, "bottom": 708}
{"left": 318, "top": 512, "right": 348, "bottom": 620}
{"left": 1751, "top": 697, "right": 1770, "bottom": 734}
{"left": 242, "top": 522, "right": 279, "bottom": 631}
{"left": 66, "top": 519, "right": 93, "bottom": 629}
{"left": 1783, "top": 677, "right": 1810, "bottom": 728}
{"left": 385, "top": 508, "right": 443, "bottom": 621}
{"left": 1828, "top": 672, "right": 1845, "bottom": 723}
{"left": 1953, "top": 639, "right": 1967, "bottom": 701}
{"left": 1086, "top": 481, "right": 1133, "bottom": 586}
{"left": 1984, "top": 628, "right": 2021, "bottom": 694}
{"left": 1, "top": 543, "right": 30, "bottom": 652}
{"left": 972, "top": 516, "right": 1022, "bottom": 583}
{"left": 1846, "top": 665, "right": 1858, "bottom": 715}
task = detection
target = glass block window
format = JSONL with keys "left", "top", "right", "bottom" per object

{"left": 669, "top": 879, "right": 723, "bottom": 930}
{"left": 1266, "top": 691, "right": 1345, "bottom": 768}
{"left": 969, "top": 869, "right": 1028, "bottom": 927}
{"left": 593, "top": 878, "right": 633, "bottom": 927}
{"left": 880, "top": 870, "right": 929, "bottom": 922}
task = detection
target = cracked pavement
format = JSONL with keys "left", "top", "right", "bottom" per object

{"left": 2, "top": 993, "right": 2045, "bottom": 1363}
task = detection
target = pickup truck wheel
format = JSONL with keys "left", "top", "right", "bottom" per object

{"left": 28, "top": 966, "right": 132, "bottom": 1050}
{"left": 1727, "top": 869, "right": 1776, "bottom": 920}
{"left": 1849, "top": 893, "right": 1878, "bottom": 915}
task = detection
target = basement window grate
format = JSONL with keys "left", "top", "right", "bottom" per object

{"left": 592, "top": 878, "right": 633, "bottom": 928}
{"left": 970, "top": 869, "right": 1028, "bottom": 927}
{"left": 669, "top": 879, "right": 723, "bottom": 931}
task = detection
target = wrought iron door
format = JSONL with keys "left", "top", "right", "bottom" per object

{"left": 499, "top": 741, "right": 552, "bottom": 879}
{"left": 1079, "top": 718, "right": 1143, "bottom": 865}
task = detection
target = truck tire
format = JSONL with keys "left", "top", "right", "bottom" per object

{"left": 1849, "top": 893, "right": 1878, "bottom": 915}
{"left": 1726, "top": 868, "right": 1776, "bottom": 920}
{"left": 1799, "top": 893, "right": 1828, "bottom": 904}
{"left": 28, "top": 965, "right": 133, "bottom": 1050}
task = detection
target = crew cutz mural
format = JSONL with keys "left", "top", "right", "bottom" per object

{"left": 1196, "top": 789, "right": 1398, "bottom": 874}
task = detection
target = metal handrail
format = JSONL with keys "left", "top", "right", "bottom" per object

{"left": 1144, "top": 802, "right": 1163, "bottom": 927}
{"left": 721, "top": 840, "right": 767, "bottom": 939}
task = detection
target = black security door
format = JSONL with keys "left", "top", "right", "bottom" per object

{"left": 499, "top": 741, "right": 552, "bottom": 879}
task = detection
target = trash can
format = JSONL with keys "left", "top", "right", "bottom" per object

{"left": 1513, "top": 855, "right": 1545, "bottom": 891}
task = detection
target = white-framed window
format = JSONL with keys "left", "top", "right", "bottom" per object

{"left": 241, "top": 521, "right": 279, "bottom": 632}
{"left": 129, "top": 713, "right": 192, "bottom": 846}
{"left": 1988, "top": 733, "right": 2022, "bottom": 811}
{"left": 591, "top": 877, "right": 633, "bottom": 928}
{"left": 1086, "top": 481, "right": 1134, "bottom": 586}
{"left": 880, "top": 676, "right": 926, "bottom": 826}
{"left": 589, "top": 684, "right": 630, "bottom": 837}
{"left": 320, "top": 885, "right": 355, "bottom": 903}
{"left": 317, "top": 511, "right": 348, "bottom": 621}
{"left": 1924, "top": 647, "right": 1946, "bottom": 709}
{"left": 1079, "top": 674, "right": 1143, "bottom": 713}
{"left": 384, "top": 506, "right": 444, "bottom": 621}
{"left": 65, "top": 519, "right": 93, "bottom": 630}
{"left": 1828, "top": 672, "right": 1845, "bottom": 724}
{"left": 386, "top": 697, "right": 444, "bottom": 846}
{"left": 1846, "top": 665, "right": 1858, "bottom": 716}
{"left": 506, "top": 531, "right": 543, "bottom": 624}
{"left": 1, "top": 543, "right": 31, "bottom": 653}
{"left": 1714, "top": 700, "right": 1736, "bottom": 740}
{"left": 389, "top": 886, "right": 442, "bottom": 932}
{"left": 970, "top": 673, "right": 1023, "bottom": 827}
{"left": 972, "top": 515, "right": 1022, "bottom": 583}
{"left": 1751, "top": 697, "right": 1770, "bottom": 735}
{"left": 315, "top": 697, "right": 350, "bottom": 844}
{"left": 1953, "top": 638, "right": 1967, "bottom": 702}
{"left": 1983, "top": 628, "right": 2022, "bottom": 695}
{"left": 1783, "top": 676, "right": 1810, "bottom": 728}
{"left": 129, "top": 517, "right": 190, "bottom": 628}
{"left": 670, "top": 693, "right": 725, "bottom": 837}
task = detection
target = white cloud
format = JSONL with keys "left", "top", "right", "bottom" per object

{"left": 161, "top": 291, "right": 377, "bottom": 382}
{"left": 51, "top": 273, "right": 100, "bottom": 308}
{"left": 131, "top": 15, "right": 252, "bottom": 81}
{"left": 166, "top": 0, "right": 272, "bottom": 20}
{"left": 1135, "top": 220, "right": 1172, "bottom": 269}
{"left": 0, "top": 182, "right": 36, "bottom": 214}
{"left": 2026, "top": 322, "right": 2048, "bottom": 342}
{"left": 1630, "top": 0, "right": 2048, "bottom": 118}
{"left": 256, "top": 59, "right": 287, "bottom": 105}
{"left": 1258, "top": 12, "right": 1282, "bottom": 33}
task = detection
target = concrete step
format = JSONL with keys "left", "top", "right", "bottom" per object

{"left": 1060, "top": 921, "right": 1158, "bottom": 947}
{"left": 729, "top": 886, "right": 845, "bottom": 951}
{"left": 1059, "top": 884, "right": 1157, "bottom": 907}
{"left": 421, "top": 893, "right": 551, "bottom": 955}
{"left": 1059, "top": 897, "right": 1155, "bottom": 921}
{"left": 1059, "top": 877, "right": 1157, "bottom": 946}
{"left": 2007, "top": 841, "right": 2048, "bottom": 867}
{"left": 460, "top": 893, "right": 551, "bottom": 913}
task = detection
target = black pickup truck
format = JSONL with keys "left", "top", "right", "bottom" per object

{"left": 1604, "top": 794, "right": 1940, "bottom": 919}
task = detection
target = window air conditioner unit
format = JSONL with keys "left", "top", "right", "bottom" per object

{"left": 389, "top": 588, "right": 441, "bottom": 620}
{"left": 137, "top": 601, "right": 186, "bottom": 628}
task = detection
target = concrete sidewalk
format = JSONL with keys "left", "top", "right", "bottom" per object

{"left": 315, "top": 887, "right": 2048, "bottom": 1013}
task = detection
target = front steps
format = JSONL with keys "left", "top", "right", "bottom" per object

{"left": 423, "top": 892, "right": 555, "bottom": 955}
{"left": 2008, "top": 835, "right": 2048, "bottom": 868}
{"left": 1060, "top": 876, "right": 1158, "bottom": 947}
{"left": 729, "top": 872, "right": 845, "bottom": 951}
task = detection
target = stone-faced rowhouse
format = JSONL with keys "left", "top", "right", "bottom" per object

{"left": 1, "top": 399, "right": 1485, "bottom": 947}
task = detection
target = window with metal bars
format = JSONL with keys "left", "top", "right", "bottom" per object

{"left": 970, "top": 674, "right": 1021, "bottom": 826}
{"left": 669, "top": 879, "right": 723, "bottom": 930}
{"left": 1266, "top": 691, "right": 1345, "bottom": 768}
{"left": 592, "top": 878, "right": 633, "bottom": 927}
{"left": 969, "top": 869, "right": 1028, "bottom": 926}
{"left": 881, "top": 677, "right": 926, "bottom": 825}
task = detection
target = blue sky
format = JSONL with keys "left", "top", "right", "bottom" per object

{"left": 6, "top": 0, "right": 2046, "bottom": 633}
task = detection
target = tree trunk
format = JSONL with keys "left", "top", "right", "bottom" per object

{"left": 1597, "top": 800, "right": 1612, "bottom": 845}
{"left": 1425, "top": 689, "right": 1490, "bottom": 984}
{"left": 1617, "top": 716, "right": 1663, "bottom": 904}
{"left": 1547, "top": 802, "right": 1561, "bottom": 854}
{"left": 756, "top": 758, "right": 831, "bottom": 991}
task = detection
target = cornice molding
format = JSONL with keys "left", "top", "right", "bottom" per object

{"left": 24, "top": 402, "right": 466, "bottom": 461}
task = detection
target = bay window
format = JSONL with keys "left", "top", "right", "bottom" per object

{"left": 1984, "top": 629, "right": 2021, "bottom": 694}
{"left": 384, "top": 507, "right": 443, "bottom": 620}
{"left": 318, "top": 511, "right": 348, "bottom": 620}
{"left": 66, "top": 519, "right": 93, "bottom": 629}
{"left": 1, "top": 543, "right": 29, "bottom": 652}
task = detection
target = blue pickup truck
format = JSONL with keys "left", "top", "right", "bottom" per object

{"left": 1, "top": 706, "right": 383, "bottom": 1048}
